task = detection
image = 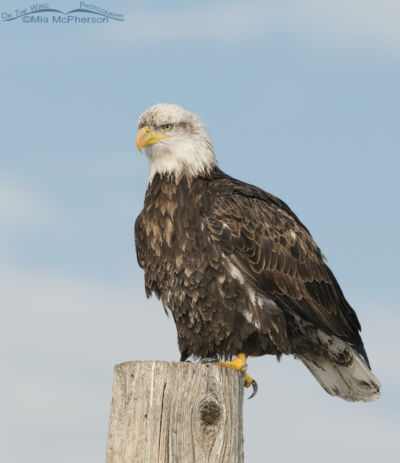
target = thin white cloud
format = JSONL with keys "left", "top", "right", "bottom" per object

{"left": 100, "top": 0, "right": 400, "bottom": 55}
{"left": 0, "top": 178, "right": 71, "bottom": 236}
{"left": 0, "top": 179, "right": 51, "bottom": 231}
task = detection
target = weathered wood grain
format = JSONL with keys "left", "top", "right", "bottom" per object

{"left": 107, "top": 361, "right": 244, "bottom": 463}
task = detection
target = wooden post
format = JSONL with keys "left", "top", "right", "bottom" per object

{"left": 107, "top": 361, "right": 244, "bottom": 463}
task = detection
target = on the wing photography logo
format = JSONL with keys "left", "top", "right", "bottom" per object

{"left": 1, "top": 2, "right": 124, "bottom": 24}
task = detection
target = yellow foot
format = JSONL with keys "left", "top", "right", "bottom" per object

{"left": 217, "top": 353, "right": 258, "bottom": 398}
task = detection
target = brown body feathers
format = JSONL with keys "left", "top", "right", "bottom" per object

{"left": 135, "top": 167, "right": 367, "bottom": 364}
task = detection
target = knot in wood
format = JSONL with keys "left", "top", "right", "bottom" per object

{"left": 199, "top": 398, "right": 222, "bottom": 427}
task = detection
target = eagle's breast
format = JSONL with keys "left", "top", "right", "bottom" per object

{"left": 136, "top": 173, "right": 209, "bottom": 298}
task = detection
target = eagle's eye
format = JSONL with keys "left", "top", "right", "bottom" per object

{"left": 159, "top": 123, "right": 172, "bottom": 131}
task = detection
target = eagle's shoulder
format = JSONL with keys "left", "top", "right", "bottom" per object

{"left": 203, "top": 166, "right": 310, "bottom": 232}
{"left": 200, "top": 167, "right": 321, "bottom": 262}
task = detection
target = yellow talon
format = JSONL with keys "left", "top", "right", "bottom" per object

{"left": 217, "top": 353, "right": 257, "bottom": 398}
{"left": 217, "top": 353, "right": 247, "bottom": 373}
{"left": 203, "top": 353, "right": 257, "bottom": 398}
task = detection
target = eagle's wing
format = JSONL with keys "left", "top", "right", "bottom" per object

{"left": 204, "top": 183, "right": 363, "bottom": 354}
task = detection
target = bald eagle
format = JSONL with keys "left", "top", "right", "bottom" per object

{"left": 134, "top": 103, "right": 380, "bottom": 402}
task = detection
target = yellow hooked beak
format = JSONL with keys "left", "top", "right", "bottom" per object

{"left": 136, "top": 126, "right": 171, "bottom": 153}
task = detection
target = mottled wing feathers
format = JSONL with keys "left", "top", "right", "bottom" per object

{"left": 204, "top": 177, "right": 363, "bottom": 350}
{"left": 135, "top": 211, "right": 145, "bottom": 268}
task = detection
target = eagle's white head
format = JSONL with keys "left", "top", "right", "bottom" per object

{"left": 136, "top": 103, "right": 216, "bottom": 183}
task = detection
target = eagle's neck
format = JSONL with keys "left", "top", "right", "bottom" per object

{"left": 146, "top": 137, "right": 216, "bottom": 184}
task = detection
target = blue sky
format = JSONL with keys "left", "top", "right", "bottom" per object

{"left": 1, "top": 1, "right": 399, "bottom": 462}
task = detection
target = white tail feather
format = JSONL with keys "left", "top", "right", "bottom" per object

{"left": 299, "top": 350, "right": 381, "bottom": 402}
